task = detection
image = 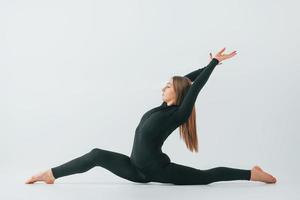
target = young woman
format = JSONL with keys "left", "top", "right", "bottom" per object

{"left": 25, "top": 48, "right": 277, "bottom": 185}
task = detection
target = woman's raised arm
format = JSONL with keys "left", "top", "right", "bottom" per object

{"left": 174, "top": 48, "right": 237, "bottom": 124}
{"left": 173, "top": 58, "right": 219, "bottom": 124}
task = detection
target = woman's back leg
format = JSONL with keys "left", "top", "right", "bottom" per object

{"left": 153, "top": 162, "right": 251, "bottom": 185}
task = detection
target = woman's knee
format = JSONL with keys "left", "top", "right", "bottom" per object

{"left": 88, "top": 148, "right": 117, "bottom": 163}
{"left": 84, "top": 148, "right": 102, "bottom": 162}
{"left": 90, "top": 148, "right": 100, "bottom": 153}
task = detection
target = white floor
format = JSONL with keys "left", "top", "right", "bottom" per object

{"left": 2, "top": 168, "right": 299, "bottom": 200}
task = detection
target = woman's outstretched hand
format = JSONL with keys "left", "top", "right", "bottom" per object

{"left": 209, "top": 47, "right": 237, "bottom": 65}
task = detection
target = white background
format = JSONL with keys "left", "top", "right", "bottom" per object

{"left": 1, "top": 0, "right": 299, "bottom": 199}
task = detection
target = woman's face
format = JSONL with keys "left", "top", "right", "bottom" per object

{"left": 161, "top": 78, "right": 176, "bottom": 103}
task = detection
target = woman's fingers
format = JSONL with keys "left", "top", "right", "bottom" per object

{"left": 229, "top": 50, "right": 237, "bottom": 56}
{"left": 223, "top": 51, "right": 236, "bottom": 56}
{"left": 223, "top": 51, "right": 237, "bottom": 59}
{"left": 227, "top": 51, "right": 237, "bottom": 58}
{"left": 217, "top": 47, "right": 226, "bottom": 55}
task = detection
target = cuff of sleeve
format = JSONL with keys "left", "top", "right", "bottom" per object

{"left": 211, "top": 58, "right": 219, "bottom": 65}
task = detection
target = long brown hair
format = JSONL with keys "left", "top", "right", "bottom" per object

{"left": 172, "top": 76, "right": 198, "bottom": 153}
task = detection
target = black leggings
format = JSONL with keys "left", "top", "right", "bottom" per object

{"left": 51, "top": 148, "right": 251, "bottom": 185}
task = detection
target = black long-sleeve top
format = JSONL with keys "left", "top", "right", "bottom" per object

{"left": 130, "top": 58, "right": 219, "bottom": 170}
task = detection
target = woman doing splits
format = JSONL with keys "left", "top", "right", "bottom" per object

{"left": 25, "top": 48, "right": 277, "bottom": 185}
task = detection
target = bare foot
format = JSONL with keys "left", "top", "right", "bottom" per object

{"left": 25, "top": 169, "right": 56, "bottom": 184}
{"left": 250, "top": 165, "right": 277, "bottom": 184}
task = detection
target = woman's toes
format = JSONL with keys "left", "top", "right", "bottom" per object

{"left": 260, "top": 171, "right": 276, "bottom": 184}
{"left": 267, "top": 175, "right": 277, "bottom": 184}
{"left": 25, "top": 178, "right": 32, "bottom": 184}
{"left": 25, "top": 176, "right": 37, "bottom": 184}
